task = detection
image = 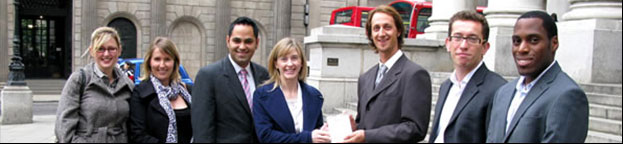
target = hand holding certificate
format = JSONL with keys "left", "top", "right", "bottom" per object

{"left": 327, "top": 114, "right": 353, "bottom": 143}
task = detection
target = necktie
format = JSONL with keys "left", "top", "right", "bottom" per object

{"left": 239, "top": 69, "right": 252, "bottom": 109}
{"left": 375, "top": 64, "right": 388, "bottom": 87}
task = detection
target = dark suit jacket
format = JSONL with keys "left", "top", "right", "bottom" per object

{"left": 128, "top": 80, "right": 192, "bottom": 143}
{"left": 429, "top": 64, "right": 506, "bottom": 143}
{"left": 253, "top": 82, "right": 324, "bottom": 143}
{"left": 191, "top": 57, "right": 269, "bottom": 143}
{"left": 356, "top": 55, "right": 432, "bottom": 143}
{"left": 487, "top": 62, "right": 589, "bottom": 143}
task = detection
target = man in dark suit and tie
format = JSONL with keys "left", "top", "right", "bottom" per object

{"left": 486, "top": 11, "right": 589, "bottom": 143}
{"left": 343, "top": 5, "right": 431, "bottom": 143}
{"left": 429, "top": 10, "right": 507, "bottom": 143}
{"left": 192, "top": 17, "right": 270, "bottom": 143}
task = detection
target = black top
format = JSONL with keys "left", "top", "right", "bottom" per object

{"left": 175, "top": 107, "right": 192, "bottom": 143}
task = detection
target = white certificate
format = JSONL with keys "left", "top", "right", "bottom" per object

{"left": 327, "top": 114, "right": 353, "bottom": 143}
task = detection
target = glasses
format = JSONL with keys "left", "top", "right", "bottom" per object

{"left": 450, "top": 35, "right": 483, "bottom": 44}
{"left": 97, "top": 47, "right": 118, "bottom": 54}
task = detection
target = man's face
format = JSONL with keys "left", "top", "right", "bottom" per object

{"left": 370, "top": 12, "right": 400, "bottom": 53}
{"left": 512, "top": 18, "right": 558, "bottom": 79}
{"left": 227, "top": 24, "right": 258, "bottom": 67}
{"left": 446, "top": 20, "right": 489, "bottom": 70}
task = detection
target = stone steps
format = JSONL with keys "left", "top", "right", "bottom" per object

{"left": 587, "top": 92, "right": 622, "bottom": 107}
{"left": 586, "top": 131, "right": 623, "bottom": 143}
{"left": 590, "top": 104, "right": 622, "bottom": 121}
{"left": 589, "top": 117, "right": 622, "bottom": 136}
{"left": 24, "top": 79, "right": 66, "bottom": 95}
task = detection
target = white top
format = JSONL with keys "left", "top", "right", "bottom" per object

{"left": 228, "top": 54, "right": 256, "bottom": 99}
{"left": 434, "top": 61, "right": 483, "bottom": 143}
{"left": 378, "top": 50, "right": 403, "bottom": 72}
{"left": 506, "top": 60, "right": 557, "bottom": 133}
{"left": 285, "top": 83, "right": 304, "bottom": 133}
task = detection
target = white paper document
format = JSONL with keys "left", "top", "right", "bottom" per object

{"left": 327, "top": 115, "right": 353, "bottom": 143}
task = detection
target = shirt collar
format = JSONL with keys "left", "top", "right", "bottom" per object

{"left": 515, "top": 60, "right": 557, "bottom": 92}
{"left": 450, "top": 61, "right": 484, "bottom": 86}
{"left": 93, "top": 63, "right": 108, "bottom": 79}
{"left": 228, "top": 54, "right": 251, "bottom": 74}
{"left": 378, "top": 50, "right": 403, "bottom": 71}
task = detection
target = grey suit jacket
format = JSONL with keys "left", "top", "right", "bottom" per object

{"left": 429, "top": 64, "right": 506, "bottom": 143}
{"left": 356, "top": 55, "right": 431, "bottom": 143}
{"left": 191, "top": 57, "right": 269, "bottom": 143}
{"left": 487, "top": 62, "right": 589, "bottom": 143}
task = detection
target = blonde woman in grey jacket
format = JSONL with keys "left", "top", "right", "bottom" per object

{"left": 55, "top": 27, "right": 134, "bottom": 143}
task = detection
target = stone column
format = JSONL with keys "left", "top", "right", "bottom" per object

{"left": 557, "top": 0, "right": 622, "bottom": 83}
{"left": 420, "top": 0, "right": 477, "bottom": 40}
{"left": 80, "top": 0, "right": 97, "bottom": 67}
{"left": 483, "top": 0, "right": 545, "bottom": 76}
{"left": 150, "top": 0, "right": 166, "bottom": 39}
{"left": 272, "top": 0, "right": 291, "bottom": 59}
{"left": 0, "top": 0, "right": 8, "bottom": 82}
{"left": 1, "top": 86, "right": 33, "bottom": 124}
{"left": 546, "top": 0, "right": 571, "bottom": 22}
{"left": 214, "top": 0, "right": 231, "bottom": 60}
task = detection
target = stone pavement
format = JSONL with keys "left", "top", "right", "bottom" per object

{"left": 0, "top": 115, "right": 56, "bottom": 143}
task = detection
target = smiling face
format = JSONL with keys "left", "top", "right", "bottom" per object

{"left": 227, "top": 24, "right": 258, "bottom": 68}
{"left": 512, "top": 18, "right": 558, "bottom": 82}
{"left": 93, "top": 38, "right": 121, "bottom": 73}
{"left": 446, "top": 20, "right": 489, "bottom": 70}
{"left": 276, "top": 49, "right": 302, "bottom": 82}
{"left": 149, "top": 47, "right": 175, "bottom": 86}
{"left": 370, "top": 12, "right": 400, "bottom": 54}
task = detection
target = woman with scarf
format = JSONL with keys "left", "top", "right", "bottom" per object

{"left": 128, "top": 37, "right": 192, "bottom": 143}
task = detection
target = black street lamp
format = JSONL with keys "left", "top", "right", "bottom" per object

{"left": 7, "top": 0, "right": 26, "bottom": 86}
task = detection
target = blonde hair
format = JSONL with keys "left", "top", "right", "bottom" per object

{"left": 139, "top": 37, "right": 182, "bottom": 83}
{"left": 82, "top": 27, "right": 122, "bottom": 59}
{"left": 263, "top": 37, "right": 308, "bottom": 90}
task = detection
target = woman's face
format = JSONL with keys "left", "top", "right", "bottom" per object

{"left": 94, "top": 38, "right": 121, "bottom": 72}
{"left": 150, "top": 48, "right": 175, "bottom": 85}
{"left": 275, "top": 49, "right": 302, "bottom": 82}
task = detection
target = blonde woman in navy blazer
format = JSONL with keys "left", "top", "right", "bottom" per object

{"left": 253, "top": 38, "right": 331, "bottom": 143}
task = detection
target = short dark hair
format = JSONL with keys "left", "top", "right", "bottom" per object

{"left": 517, "top": 11, "right": 558, "bottom": 39}
{"left": 448, "top": 10, "right": 490, "bottom": 42}
{"left": 228, "top": 17, "right": 259, "bottom": 38}
{"left": 365, "top": 5, "right": 405, "bottom": 52}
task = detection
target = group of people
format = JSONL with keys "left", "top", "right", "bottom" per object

{"left": 54, "top": 4, "right": 589, "bottom": 143}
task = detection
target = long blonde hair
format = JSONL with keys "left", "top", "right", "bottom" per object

{"left": 139, "top": 37, "right": 182, "bottom": 83}
{"left": 82, "top": 27, "right": 122, "bottom": 59}
{"left": 263, "top": 37, "right": 308, "bottom": 90}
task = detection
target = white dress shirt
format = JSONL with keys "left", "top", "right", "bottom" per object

{"left": 506, "top": 61, "right": 557, "bottom": 133}
{"left": 228, "top": 54, "right": 256, "bottom": 99}
{"left": 285, "top": 83, "right": 304, "bottom": 133}
{"left": 434, "top": 61, "right": 483, "bottom": 143}
{"left": 378, "top": 50, "right": 403, "bottom": 72}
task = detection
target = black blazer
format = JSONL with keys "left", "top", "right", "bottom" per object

{"left": 356, "top": 55, "right": 432, "bottom": 142}
{"left": 191, "top": 57, "right": 270, "bottom": 143}
{"left": 429, "top": 64, "right": 506, "bottom": 143}
{"left": 128, "top": 79, "right": 192, "bottom": 143}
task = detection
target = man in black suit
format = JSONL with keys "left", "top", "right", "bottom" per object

{"left": 428, "top": 10, "right": 506, "bottom": 143}
{"left": 344, "top": 5, "right": 431, "bottom": 143}
{"left": 191, "top": 17, "right": 270, "bottom": 143}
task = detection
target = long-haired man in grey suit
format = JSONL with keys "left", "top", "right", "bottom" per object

{"left": 192, "top": 17, "right": 270, "bottom": 143}
{"left": 486, "top": 11, "right": 589, "bottom": 143}
{"left": 343, "top": 5, "right": 431, "bottom": 143}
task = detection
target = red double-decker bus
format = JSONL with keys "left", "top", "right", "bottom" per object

{"left": 330, "top": 0, "right": 486, "bottom": 39}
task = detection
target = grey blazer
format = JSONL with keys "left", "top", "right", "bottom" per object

{"left": 486, "top": 62, "right": 589, "bottom": 143}
{"left": 191, "top": 57, "right": 269, "bottom": 143}
{"left": 356, "top": 55, "right": 431, "bottom": 143}
{"left": 55, "top": 62, "right": 134, "bottom": 143}
{"left": 429, "top": 64, "right": 506, "bottom": 143}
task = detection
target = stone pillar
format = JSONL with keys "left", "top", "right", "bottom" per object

{"left": 214, "top": 0, "right": 231, "bottom": 60}
{"left": 1, "top": 86, "right": 33, "bottom": 124}
{"left": 150, "top": 0, "right": 166, "bottom": 39}
{"left": 420, "top": 0, "right": 477, "bottom": 40}
{"left": 483, "top": 0, "right": 545, "bottom": 76}
{"left": 0, "top": 0, "right": 8, "bottom": 82}
{"left": 80, "top": 0, "right": 97, "bottom": 67}
{"left": 272, "top": 0, "right": 291, "bottom": 58}
{"left": 546, "top": 0, "right": 571, "bottom": 22}
{"left": 557, "top": 0, "right": 622, "bottom": 83}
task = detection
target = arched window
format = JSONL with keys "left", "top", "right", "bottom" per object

{"left": 107, "top": 18, "right": 137, "bottom": 58}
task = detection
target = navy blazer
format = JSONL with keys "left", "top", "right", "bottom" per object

{"left": 253, "top": 82, "right": 324, "bottom": 143}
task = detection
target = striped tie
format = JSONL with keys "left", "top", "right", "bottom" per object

{"left": 239, "top": 69, "right": 252, "bottom": 109}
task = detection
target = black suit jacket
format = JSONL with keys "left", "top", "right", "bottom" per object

{"left": 429, "top": 64, "right": 506, "bottom": 143}
{"left": 191, "top": 57, "right": 269, "bottom": 143}
{"left": 128, "top": 80, "right": 193, "bottom": 143}
{"left": 356, "top": 55, "right": 431, "bottom": 143}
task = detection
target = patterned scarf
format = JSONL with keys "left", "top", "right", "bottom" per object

{"left": 150, "top": 75, "right": 192, "bottom": 143}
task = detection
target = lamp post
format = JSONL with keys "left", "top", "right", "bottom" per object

{"left": 7, "top": 0, "right": 26, "bottom": 86}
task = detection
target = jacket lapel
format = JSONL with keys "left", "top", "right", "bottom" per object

{"left": 364, "top": 55, "right": 406, "bottom": 107}
{"left": 503, "top": 63, "right": 561, "bottom": 142}
{"left": 264, "top": 87, "right": 296, "bottom": 133}
{"left": 302, "top": 83, "right": 321, "bottom": 131}
{"left": 431, "top": 80, "right": 452, "bottom": 140}
{"left": 448, "top": 65, "right": 488, "bottom": 123}
{"left": 222, "top": 59, "right": 253, "bottom": 115}
{"left": 139, "top": 80, "right": 167, "bottom": 116}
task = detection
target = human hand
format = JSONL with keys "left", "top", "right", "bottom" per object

{"left": 348, "top": 114, "right": 356, "bottom": 131}
{"left": 342, "top": 130, "right": 365, "bottom": 143}
{"left": 311, "top": 129, "right": 331, "bottom": 143}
